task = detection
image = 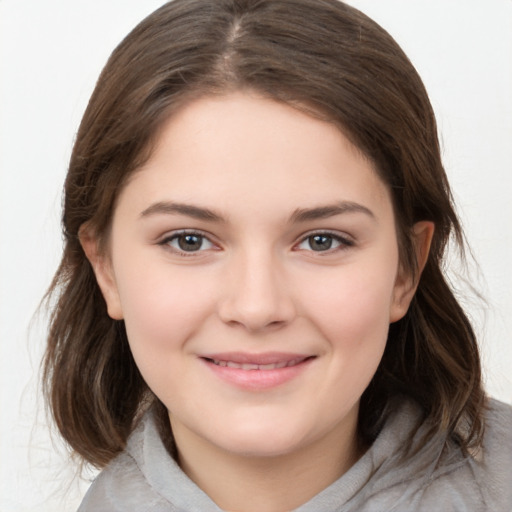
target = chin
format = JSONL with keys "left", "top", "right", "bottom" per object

{"left": 226, "top": 440, "right": 304, "bottom": 459}
{"left": 213, "top": 422, "right": 313, "bottom": 459}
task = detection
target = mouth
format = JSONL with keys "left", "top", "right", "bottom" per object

{"left": 199, "top": 353, "right": 316, "bottom": 389}
{"left": 203, "top": 356, "right": 314, "bottom": 371}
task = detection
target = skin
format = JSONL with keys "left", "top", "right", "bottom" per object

{"left": 82, "top": 91, "right": 433, "bottom": 512}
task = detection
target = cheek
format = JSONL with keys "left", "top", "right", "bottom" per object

{"left": 113, "top": 259, "right": 216, "bottom": 359}
{"left": 289, "top": 261, "right": 397, "bottom": 429}
{"left": 114, "top": 263, "right": 221, "bottom": 401}
{"left": 300, "top": 260, "right": 397, "bottom": 351}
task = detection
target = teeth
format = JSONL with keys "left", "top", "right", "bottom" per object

{"left": 260, "top": 363, "right": 281, "bottom": 370}
{"left": 210, "top": 357, "right": 306, "bottom": 370}
{"left": 242, "top": 363, "right": 259, "bottom": 370}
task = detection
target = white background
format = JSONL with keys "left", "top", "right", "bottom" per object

{"left": 1, "top": 1, "right": 511, "bottom": 510}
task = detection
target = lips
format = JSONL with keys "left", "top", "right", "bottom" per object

{"left": 201, "top": 352, "right": 313, "bottom": 368}
{"left": 199, "top": 352, "right": 315, "bottom": 389}
{"left": 206, "top": 357, "right": 307, "bottom": 370}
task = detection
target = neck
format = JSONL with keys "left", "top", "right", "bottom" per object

{"left": 171, "top": 407, "right": 363, "bottom": 512}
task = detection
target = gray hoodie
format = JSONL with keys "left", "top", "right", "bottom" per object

{"left": 78, "top": 398, "right": 512, "bottom": 511}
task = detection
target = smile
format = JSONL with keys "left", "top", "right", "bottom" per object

{"left": 205, "top": 356, "right": 310, "bottom": 371}
{"left": 200, "top": 353, "right": 316, "bottom": 390}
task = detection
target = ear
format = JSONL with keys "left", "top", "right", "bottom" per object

{"left": 390, "top": 221, "right": 434, "bottom": 323}
{"left": 79, "top": 224, "right": 124, "bottom": 320}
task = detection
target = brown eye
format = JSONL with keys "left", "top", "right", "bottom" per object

{"left": 308, "top": 234, "right": 333, "bottom": 251}
{"left": 296, "top": 232, "right": 354, "bottom": 252}
{"left": 178, "top": 234, "right": 204, "bottom": 251}
{"left": 162, "top": 232, "right": 214, "bottom": 253}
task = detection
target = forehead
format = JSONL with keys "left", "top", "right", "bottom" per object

{"left": 116, "top": 92, "right": 393, "bottom": 222}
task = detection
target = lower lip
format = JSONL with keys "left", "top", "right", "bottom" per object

{"left": 201, "top": 358, "right": 315, "bottom": 390}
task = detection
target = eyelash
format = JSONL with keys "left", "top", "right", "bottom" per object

{"left": 158, "top": 230, "right": 217, "bottom": 256}
{"left": 294, "top": 231, "right": 355, "bottom": 254}
{"left": 158, "top": 229, "right": 355, "bottom": 256}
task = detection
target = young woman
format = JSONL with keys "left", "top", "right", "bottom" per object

{"left": 42, "top": 0, "right": 512, "bottom": 510}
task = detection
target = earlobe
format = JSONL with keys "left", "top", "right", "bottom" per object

{"left": 79, "top": 224, "right": 124, "bottom": 320}
{"left": 390, "top": 221, "right": 435, "bottom": 323}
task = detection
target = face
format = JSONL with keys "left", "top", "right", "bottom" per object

{"left": 86, "top": 92, "right": 422, "bottom": 461}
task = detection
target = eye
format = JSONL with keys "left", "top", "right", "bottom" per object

{"left": 296, "top": 232, "right": 354, "bottom": 252}
{"left": 160, "top": 231, "right": 215, "bottom": 253}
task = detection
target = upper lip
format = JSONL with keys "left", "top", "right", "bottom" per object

{"left": 199, "top": 352, "right": 314, "bottom": 366}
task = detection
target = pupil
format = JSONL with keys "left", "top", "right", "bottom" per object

{"left": 310, "top": 235, "right": 332, "bottom": 251}
{"left": 178, "top": 234, "right": 202, "bottom": 251}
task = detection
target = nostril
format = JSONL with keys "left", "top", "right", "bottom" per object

{"left": 217, "top": 270, "right": 297, "bottom": 331}
{"left": 267, "top": 319, "right": 288, "bottom": 329}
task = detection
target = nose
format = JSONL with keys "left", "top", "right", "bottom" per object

{"left": 218, "top": 248, "right": 297, "bottom": 333}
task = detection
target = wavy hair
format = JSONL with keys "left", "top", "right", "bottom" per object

{"left": 43, "top": 0, "right": 485, "bottom": 468}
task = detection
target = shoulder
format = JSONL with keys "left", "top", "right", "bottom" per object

{"left": 77, "top": 410, "right": 177, "bottom": 512}
{"left": 77, "top": 407, "right": 222, "bottom": 512}
{"left": 77, "top": 450, "right": 174, "bottom": 512}
{"left": 484, "top": 397, "right": 512, "bottom": 443}
{"left": 345, "top": 397, "right": 512, "bottom": 512}
{"left": 418, "top": 398, "right": 512, "bottom": 512}
{"left": 479, "top": 399, "right": 512, "bottom": 505}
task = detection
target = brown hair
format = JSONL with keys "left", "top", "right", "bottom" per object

{"left": 43, "top": 0, "right": 485, "bottom": 468}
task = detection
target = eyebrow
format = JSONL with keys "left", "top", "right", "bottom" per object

{"left": 140, "top": 201, "right": 225, "bottom": 222}
{"left": 139, "top": 200, "right": 375, "bottom": 223}
{"left": 289, "top": 202, "right": 376, "bottom": 223}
